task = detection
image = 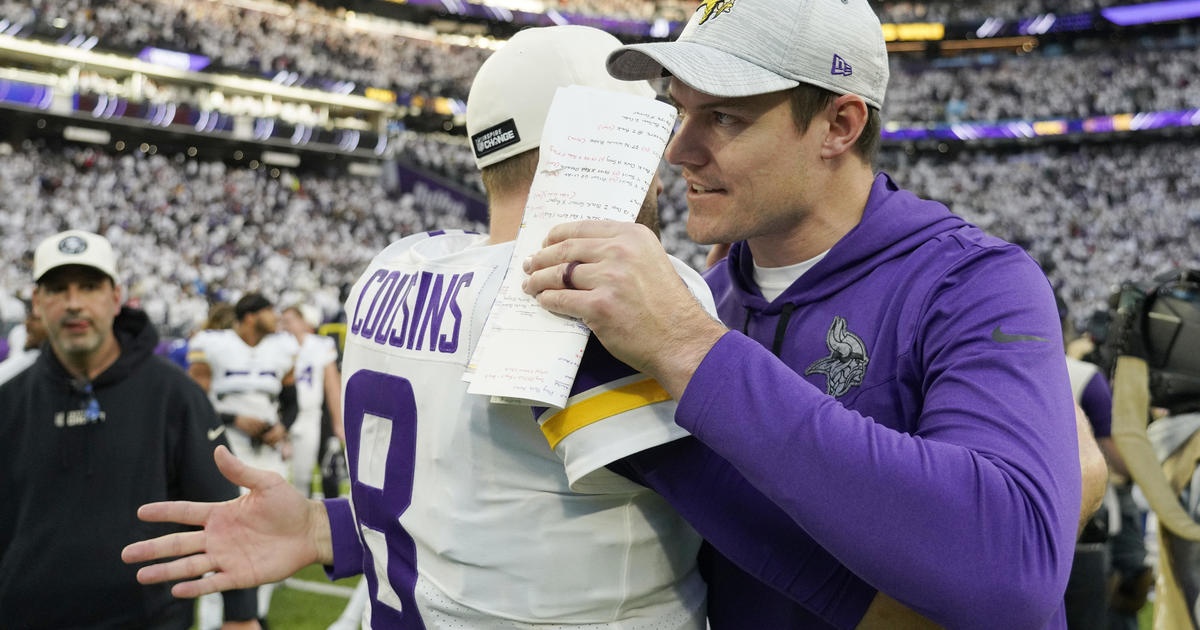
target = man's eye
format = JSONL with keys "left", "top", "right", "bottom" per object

{"left": 714, "top": 111, "right": 736, "bottom": 125}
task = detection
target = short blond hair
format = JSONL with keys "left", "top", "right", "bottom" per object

{"left": 479, "top": 148, "right": 540, "bottom": 202}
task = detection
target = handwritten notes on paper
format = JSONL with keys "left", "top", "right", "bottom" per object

{"left": 464, "top": 85, "right": 676, "bottom": 408}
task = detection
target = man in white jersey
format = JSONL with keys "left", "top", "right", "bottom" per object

{"left": 280, "top": 304, "right": 342, "bottom": 496}
{"left": 0, "top": 302, "right": 45, "bottom": 385}
{"left": 125, "top": 26, "right": 710, "bottom": 630}
{"left": 186, "top": 292, "right": 298, "bottom": 628}
{"left": 188, "top": 293, "right": 299, "bottom": 477}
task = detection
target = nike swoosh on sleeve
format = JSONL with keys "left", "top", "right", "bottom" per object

{"left": 207, "top": 425, "right": 226, "bottom": 441}
{"left": 991, "top": 325, "right": 1050, "bottom": 343}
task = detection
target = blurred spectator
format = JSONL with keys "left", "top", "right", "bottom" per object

{"left": 1, "top": 0, "right": 1195, "bottom": 124}
{"left": 871, "top": 0, "right": 1165, "bottom": 24}
{"left": 885, "top": 40, "right": 1200, "bottom": 124}
{"left": 879, "top": 140, "right": 1200, "bottom": 334}
{"left": 202, "top": 302, "right": 237, "bottom": 331}
{"left": 2, "top": 136, "right": 1198, "bottom": 338}
{"left": 0, "top": 140, "right": 485, "bottom": 337}
{"left": 0, "top": 229, "right": 259, "bottom": 629}
{"left": 0, "top": 302, "right": 46, "bottom": 385}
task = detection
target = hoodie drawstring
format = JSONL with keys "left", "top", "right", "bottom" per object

{"left": 771, "top": 303, "right": 796, "bottom": 357}
{"left": 744, "top": 303, "right": 797, "bottom": 357}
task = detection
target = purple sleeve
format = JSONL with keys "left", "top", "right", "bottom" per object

{"left": 323, "top": 497, "right": 365, "bottom": 580}
{"left": 675, "top": 258, "right": 1079, "bottom": 629}
{"left": 1080, "top": 372, "right": 1113, "bottom": 438}
{"left": 612, "top": 439, "right": 875, "bottom": 629}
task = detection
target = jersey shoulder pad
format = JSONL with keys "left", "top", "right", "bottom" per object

{"left": 267, "top": 332, "right": 301, "bottom": 356}
{"left": 187, "top": 329, "right": 226, "bottom": 358}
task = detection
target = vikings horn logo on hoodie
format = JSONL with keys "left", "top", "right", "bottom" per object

{"left": 805, "top": 316, "right": 869, "bottom": 397}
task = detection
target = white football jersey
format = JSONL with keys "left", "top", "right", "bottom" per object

{"left": 340, "top": 230, "right": 710, "bottom": 629}
{"left": 294, "top": 333, "right": 339, "bottom": 413}
{"left": 188, "top": 329, "right": 298, "bottom": 422}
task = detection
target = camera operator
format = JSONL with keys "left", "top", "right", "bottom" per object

{"left": 1108, "top": 268, "right": 1200, "bottom": 629}
{"left": 1061, "top": 292, "right": 1145, "bottom": 630}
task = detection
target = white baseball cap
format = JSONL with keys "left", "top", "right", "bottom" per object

{"left": 33, "top": 230, "right": 119, "bottom": 283}
{"left": 466, "top": 25, "right": 656, "bottom": 169}
{"left": 298, "top": 304, "right": 322, "bottom": 330}
{"left": 607, "top": 0, "right": 889, "bottom": 109}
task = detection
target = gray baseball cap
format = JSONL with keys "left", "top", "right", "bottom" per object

{"left": 607, "top": 0, "right": 889, "bottom": 109}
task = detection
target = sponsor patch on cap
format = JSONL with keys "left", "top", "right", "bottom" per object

{"left": 471, "top": 118, "right": 521, "bottom": 160}
{"left": 58, "top": 236, "right": 88, "bottom": 254}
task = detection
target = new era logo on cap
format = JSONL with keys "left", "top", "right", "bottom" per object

{"left": 831, "top": 54, "right": 853, "bottom": 76}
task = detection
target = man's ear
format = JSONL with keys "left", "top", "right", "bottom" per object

{"left": 112, "top": 283, "right": 123, "bottom": 312}
{"left": 821, "top": 94, "right": 868, "bottom": 160}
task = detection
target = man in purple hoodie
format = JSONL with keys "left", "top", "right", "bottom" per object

{"left": 522, "top": 0, "right": 1082, "bottom": 628}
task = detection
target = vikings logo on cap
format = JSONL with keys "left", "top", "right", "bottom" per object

{"left": 57, "top": 236, "right": 88, "bottom": 255}
{"left": 696, "top": 0, "right": 735, "bottom": 25}
{"left": 805, "top": 316, "right": 870, "bottom": 397}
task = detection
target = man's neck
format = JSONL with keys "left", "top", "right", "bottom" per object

{"left": 235, "top": 322, "right": 264, "bottom": 347}
{"left": 486, "top": 191, "right": 529, "bottom": 245}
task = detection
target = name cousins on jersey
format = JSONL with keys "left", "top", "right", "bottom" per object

{"left": 349, "top": 266, "right": 480, "bottom": 359}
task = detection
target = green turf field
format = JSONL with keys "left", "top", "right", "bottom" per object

{"left": 265, "top": 564, "right": 361, "bottom": 628}
{"left": 224, "top": 573, "right": 1157, "bottom": 630}
{"left": 215, "top": 476, "right": 1160, "bottom": 630}
{"left": 192, "top": 564, "right": 360, "bottom": 629}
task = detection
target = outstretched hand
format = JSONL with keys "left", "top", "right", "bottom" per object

{"left": 121, "top": 445, "right": 333, "bottom": 598}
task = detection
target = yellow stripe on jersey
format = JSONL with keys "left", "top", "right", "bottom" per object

{"left": 540, "top": 378, "right": 672, "bottom": 449}
{"left": 186, "top": 350, "right": 207, "bottom": 362}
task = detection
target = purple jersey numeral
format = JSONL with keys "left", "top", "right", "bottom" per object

{"left": 297, "top": 365, "right": 314, "bottom": 388}
{"left": 344, "top": 369, "right": 427, "bottom": 629}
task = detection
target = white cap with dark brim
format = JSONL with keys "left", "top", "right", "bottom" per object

{"left": 33, "top": 230, "right": 119, "bottom": 283}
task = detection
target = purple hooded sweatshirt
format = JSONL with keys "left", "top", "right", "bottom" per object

{"left": 621, "top": 173, "right": 1079, "bottom": 629}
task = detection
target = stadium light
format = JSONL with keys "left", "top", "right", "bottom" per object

{"left": 262, "top": 151, "right": 301, "bottom": 167}
{"left": 62, "top": 126, "right": 111, "bottom": 145}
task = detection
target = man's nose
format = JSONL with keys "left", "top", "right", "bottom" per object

{"left": 664, "top": 120, "right": 704, "bottom": 168}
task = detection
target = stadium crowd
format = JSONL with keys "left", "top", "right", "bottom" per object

{"left": 1, "top": 134, "right": 1196, "bottom": 339}
{"left": 872, "top": 0, "right": 1163, "bottom": 24}
{"left": 3, "top": 0, "right": 1198, "bottom": 125}
{"left": 0, "top": 140, "right": 484, "bottom": 337}
{"left": 885, "top": 38, "right": 1200, "bottom": 123}
{"left": 878, "top": 141, "right": 1200, "bottom": 328}
{"left": 0, "top": 0, "right": 489, "bottom": 102}
{"left": 1, "top": 0, "right": 1171, "bottom": 37}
